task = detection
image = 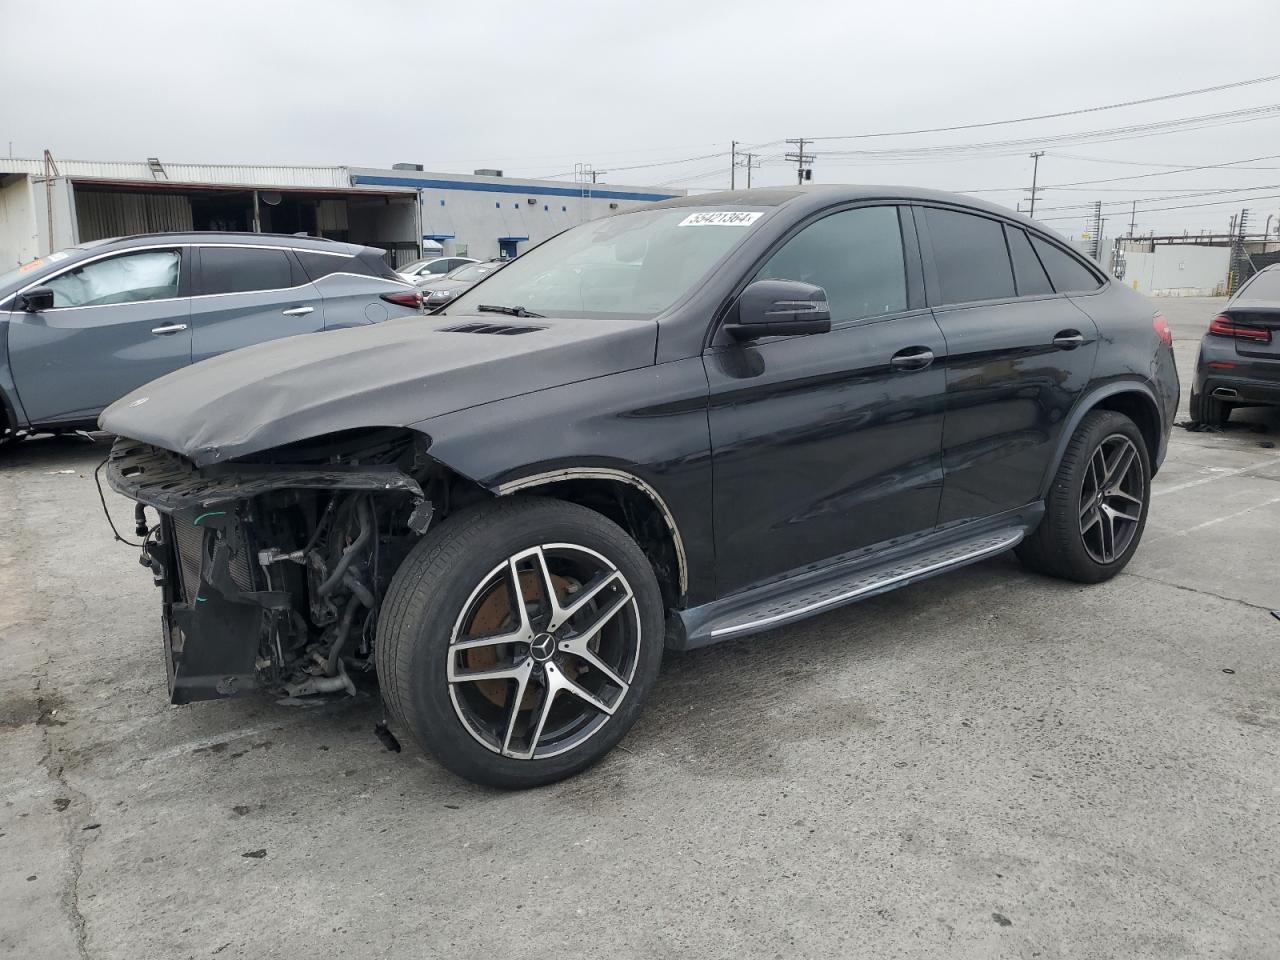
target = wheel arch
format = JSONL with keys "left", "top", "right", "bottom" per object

{"left": 1040, "top": 382, "right": 1163, "bottom": 498}
{"left": 492, "top": 468, "right": 688, "bottom": 609}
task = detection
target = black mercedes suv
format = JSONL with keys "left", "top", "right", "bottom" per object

{"left": 101, "top": 186, "right": 1179, "bottom": 788}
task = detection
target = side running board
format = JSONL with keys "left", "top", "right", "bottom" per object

{"left": 679, "top": 527, "right": 1026, "bottom": 648}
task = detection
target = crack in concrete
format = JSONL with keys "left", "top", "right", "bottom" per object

{"left": 36, "top": 723, "right": 94, "bottom": 960}
{"left": 1120, "top": 569, "right": 1273, "bottom": 613}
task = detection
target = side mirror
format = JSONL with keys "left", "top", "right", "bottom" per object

{"left": 16, "top": 287, "right": 54, "bottom": 313}
{"left": 726, "top": 279, "right": 832, "bottom": 340}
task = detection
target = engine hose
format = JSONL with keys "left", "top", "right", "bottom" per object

{"left": 343, "top": 570, "right": 375, "bottom": 609}
{"left": 326, "top": 595, "right": 363, "bottom": 677}
{"left": 317, "top": 498, "right": 373, "bottom": 598}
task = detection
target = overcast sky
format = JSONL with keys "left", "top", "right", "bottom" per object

{"left": 5, "top": 0, "right": 1280, "bottom": 237}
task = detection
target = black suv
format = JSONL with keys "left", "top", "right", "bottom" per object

{"left": 102, "top": 186, "right": 1179, "bottom": 788}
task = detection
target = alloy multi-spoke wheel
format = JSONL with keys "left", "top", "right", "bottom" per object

{"left": 447, "top": 543, "right": 642, "bottom": 760}
{"left": 376, "top": 497, "right": 664, "bottom": 789}
{"left": 1078, "top": 434, "right": 1145, "bottom": 564}
{"left": 1016, "top": 409, "right": 1152, "bottom": 584}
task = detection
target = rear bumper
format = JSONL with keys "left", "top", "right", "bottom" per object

{"left": 1198, "top": 374, "right": 1280, "bottom": 407}
{"left": 1194, "top": 337, "right": 1280, "bottom": 407}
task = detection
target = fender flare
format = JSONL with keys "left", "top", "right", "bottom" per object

{"left": 493, "top": 466, "right": 690, "bottom": 597}
{"left": 1038, "top": 380, "right": 1162, "bottom": 498}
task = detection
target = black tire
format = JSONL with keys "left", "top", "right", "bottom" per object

{"left": 1016, "top": 409, "right": 1151, "bottom": 583}
{"left": 376, "top": 496, "right": 665, "bottom": 789}
{"left": 1189, "top": 388, "right": 1232, "bottom": 428}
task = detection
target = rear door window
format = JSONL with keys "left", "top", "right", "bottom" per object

{"left": 924, "top": 208, "right": 1015, "bottom": 305}
{"left": 200, "top": 247, "right": 294, "bottom": 295}
{"left": 1030, "top": 237, "right": 1104, "bottom": 293}
{"left": 1005, "top": 226, "right": 1054, "bottom": 296}
{"left": 754, "top": 205, "right": 907, "bottom": 323}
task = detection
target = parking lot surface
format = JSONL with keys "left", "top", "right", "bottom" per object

{"left": 2, "top": 297, "right": 1277, "bottom": 959}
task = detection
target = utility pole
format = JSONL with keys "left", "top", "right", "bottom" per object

{"left": 733, "top": 150, "right": 761, "bottom": 188}
{"left": 590, "top": 169, "right": 606, "bottom": 184}
{"left": 785, "top": 138, "right": 814, "bottom": 184}
{"left": 1026, "top": 151, "right": 1044, "bottom": 217}
{"left": 730, "top": 140, "right": 737, "bottom": 190}
{"left": 1128, "top": 200, "right": 1137, "bottom": 238}
{"left": 42, "top": 148, "right": 59, "bottom": 256}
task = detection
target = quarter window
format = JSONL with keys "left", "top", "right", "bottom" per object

{"left": 1006, "top": 226, "right": 1053, "bottom": 296}
{"left": 45, "top": 250, "right": 180, "bottom": 308}
{"left": 924, "top": 208, "right": 1015, "bottom": 305}
{"left": 295, "top": 251, "right": 353, "bottom": 282}
{"left": 200, "top": 247, "right": 294, "bottom": 295}
{"left": 1030, "top": 237, "right": 1104, "bottom": 293}
{"left": 754, "top": 206, "right": 907, "bottom": 322}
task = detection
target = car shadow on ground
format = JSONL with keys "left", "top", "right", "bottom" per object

{"left": 1179, "top": 405, "right": 1280, "bottom": 443}
{"left": 0, "top": 431, "right": 113, "bottom": 469}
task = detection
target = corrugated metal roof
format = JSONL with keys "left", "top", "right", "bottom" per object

{"left": 1, "top": 157, "right": 351, "bottom": 188}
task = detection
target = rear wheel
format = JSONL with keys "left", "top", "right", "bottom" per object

{"left": 376, "top": 497, "right": 665, "bottom": 789}
{"left": 1189, "top": 388, "right": 1232, "bottom": 428}
{"left": 1017, "top": 410, "right": 1151, "bottom": 583}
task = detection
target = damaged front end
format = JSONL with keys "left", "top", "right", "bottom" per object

{"left": 106, "top": 431, "right": 437, "bottom": 704}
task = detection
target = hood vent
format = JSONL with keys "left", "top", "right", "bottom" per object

{"left": 438, "top": 322, "right": 544, "bottom": 336}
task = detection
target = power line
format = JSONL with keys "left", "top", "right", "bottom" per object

{"left": 804, "top": 73, "right": 1280, "bottom": 141}
{"left": 815, "top": 103, "right": 1280, "bottom": 162}
{"left": 1037, "top": 190, "right": 1280, "bottom": 222}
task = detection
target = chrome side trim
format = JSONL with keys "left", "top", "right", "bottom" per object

{"left": 494, "top": 467, "right": 689, "bottom": 596}
{"left": 709, "top": 529, "right": 1023, "bottom": 638}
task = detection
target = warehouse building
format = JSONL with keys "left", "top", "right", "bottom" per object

{"left": 0, "top": 155, "right": 683, "bottom": 270}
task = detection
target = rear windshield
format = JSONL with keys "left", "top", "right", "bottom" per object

{"left": 1237, "top": 270, "right": 1280, "bottom": 300}
{"left": 449, "top": 262, "right": 501, "bottom": 282}
{"left": 444, "top": 205, "right": 769, "bottom": 320}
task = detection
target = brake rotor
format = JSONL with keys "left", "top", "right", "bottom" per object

{"left": 464, "top": 569, "right": 572, "bottom": 709}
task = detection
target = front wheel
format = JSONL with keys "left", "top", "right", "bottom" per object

{"left": 1017, "top": 409, "right": 1151, "bottom": 583}
{"left": 376, "top": 497, "right": 665, "bottom": 789}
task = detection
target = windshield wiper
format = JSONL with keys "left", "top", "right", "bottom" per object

{"left": 476, "top": 304, "right": 545, "bottom": 319}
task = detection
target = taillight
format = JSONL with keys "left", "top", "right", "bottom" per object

{"left": 382, "top": 290, "right": 423, "bottom": 310}
{"left": 1208, "top": 314, "right": 1271, "bottom": 342}
{"left": 1152, "top": 313, "right": 1172, "bottom": 346}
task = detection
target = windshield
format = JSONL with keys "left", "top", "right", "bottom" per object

{"left": 444, "top": 206, "right": 769, "bottom": 320}
{"left": 0, "top": 252, "right": 73, "bottom": 294}
{"left": 399, "top": 259, "right": 429, "bottom": 273}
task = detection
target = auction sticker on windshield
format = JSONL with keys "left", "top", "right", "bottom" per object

{"left": 678, "top": 211, "right": 763, "bottom": 227}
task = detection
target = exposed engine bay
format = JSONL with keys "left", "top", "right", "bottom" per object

{"left": 105, "top": 429, "right": 681, "bottom": 705}
{"left": 107, "top": 430, "right": 452, "bottom": 703}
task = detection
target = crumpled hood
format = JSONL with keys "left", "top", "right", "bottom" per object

{"left": 100, "top": 313, "right": 657, "bottom": 467}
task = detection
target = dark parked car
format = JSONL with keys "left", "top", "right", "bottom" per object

{"left": 0, "top": 233, "right": 421, "bottom": 443}
{"left": 101, "top": 187, "right": 1178, "bottom": 788}
{"left": 416, "top": 259, "right": 507, "bottom": 308}
{"left": 1189, "top": 263, "right": 1280, "bottom": 426}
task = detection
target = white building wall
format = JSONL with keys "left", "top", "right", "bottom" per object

{"left": 0, "top": 176, "right": 38, "bottom": 268}
{"left": 349, "top": 169, "right": 684, "bottom": 261}
{"left": 1122, "top": 245, "right": 1229, "bottom": 297}
{"left": 29, "top": 177, "right": 79, "bottom": 255}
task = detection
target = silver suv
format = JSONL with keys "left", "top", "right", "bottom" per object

{"left": 0, "top": 233, "right": 422, "bottom": 442}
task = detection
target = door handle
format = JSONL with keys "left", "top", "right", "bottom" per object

{"left": 150, "top": 323, "right": 188, "bottom": 335}
{"left": 890, "top": 346, "right": 935, "bottom": 371}
{"left": 1053, "top": 330, "right": 1086, "bottom": 349}
{"left": 282, "top": 306, "right": 314, "bottom": 317}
